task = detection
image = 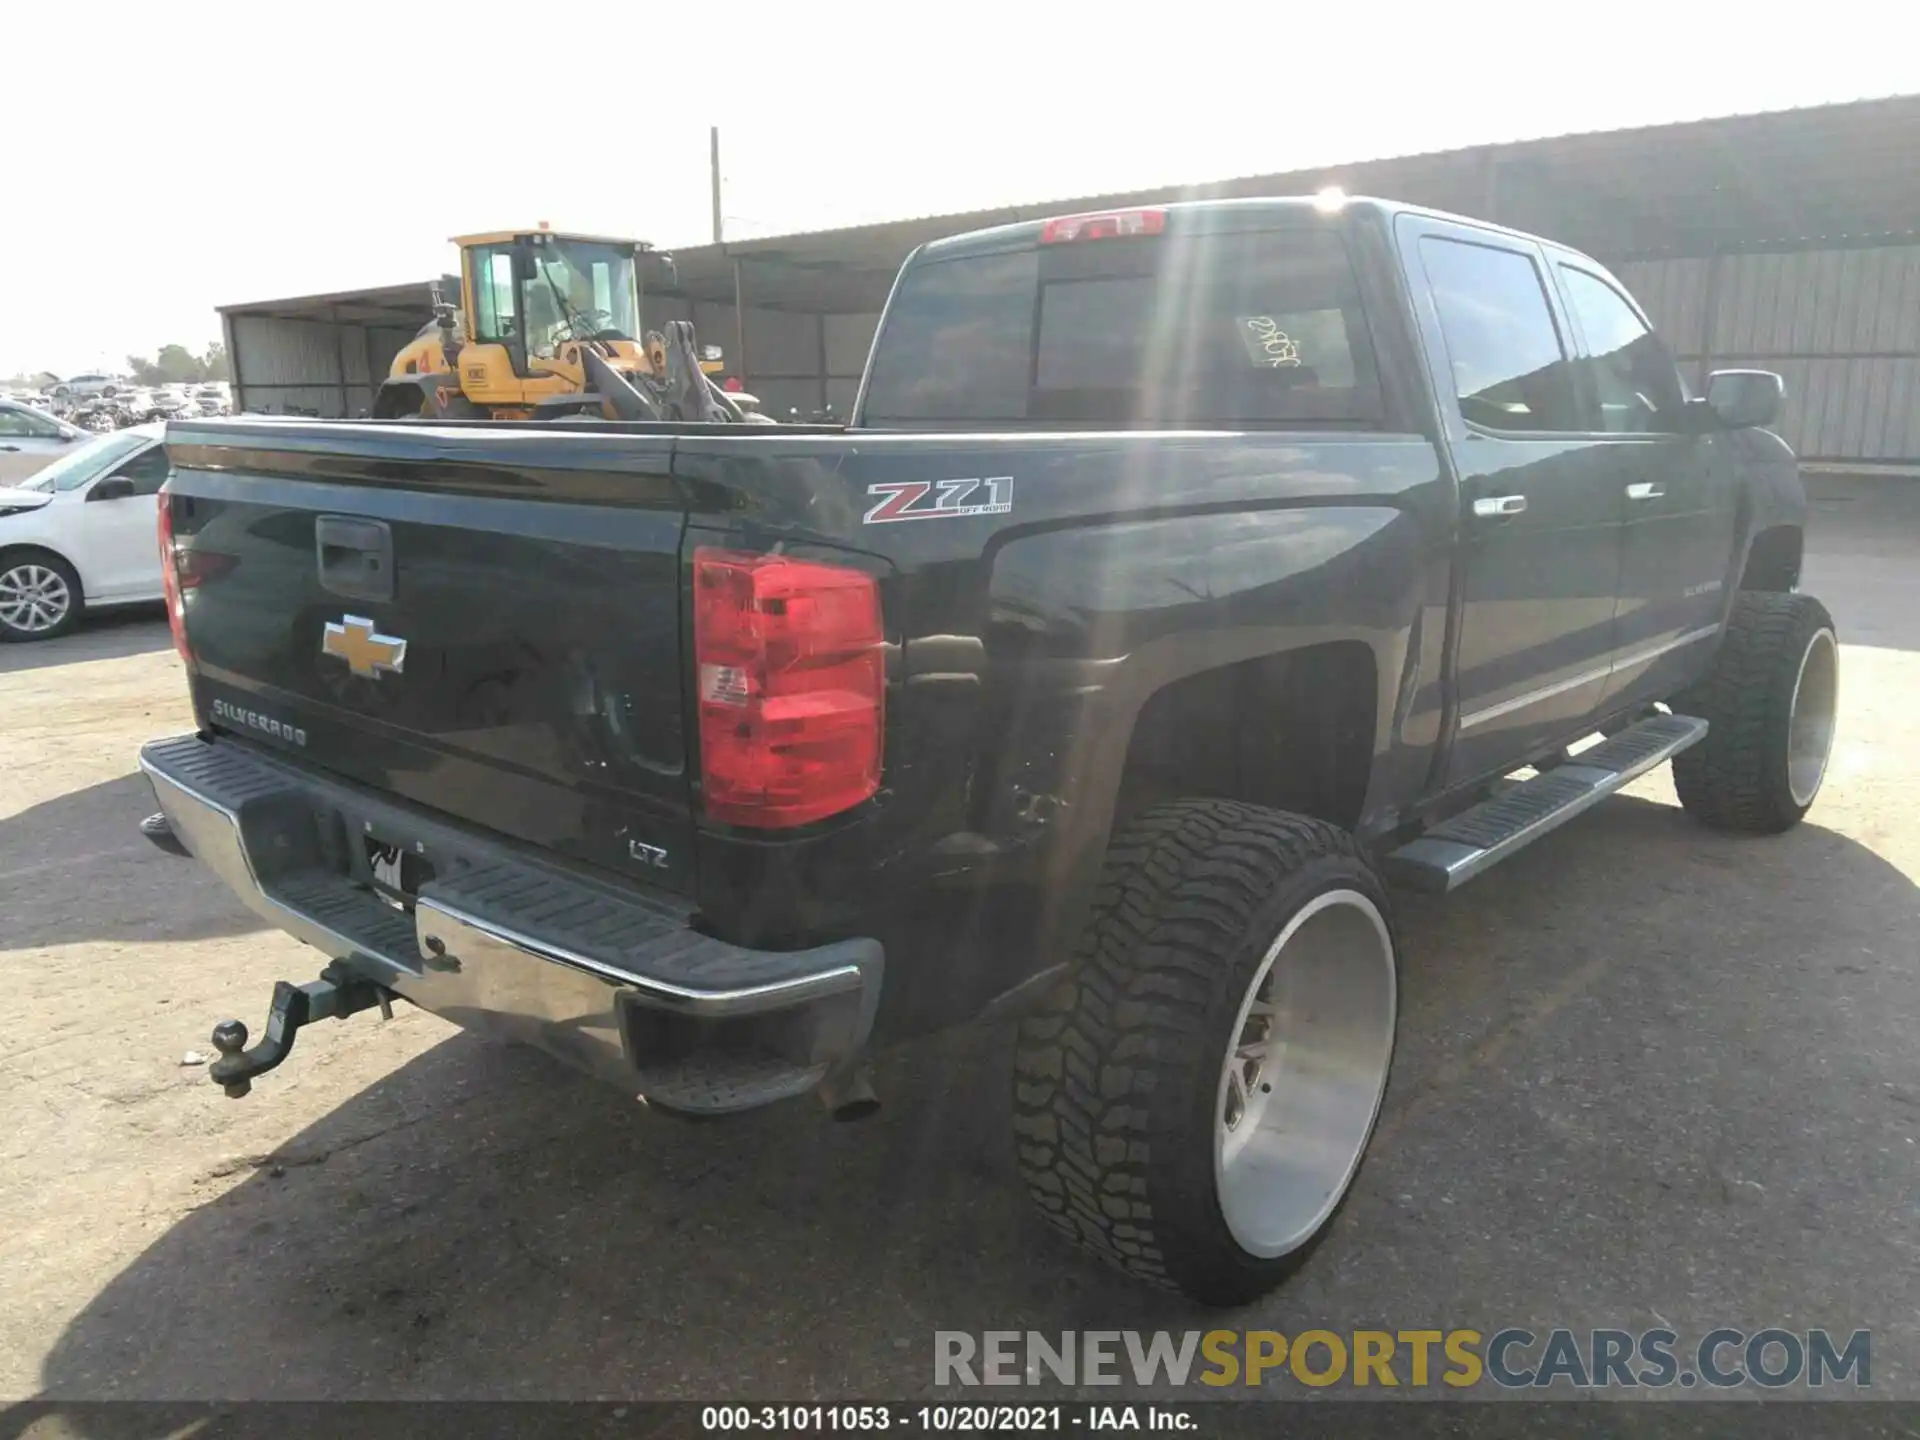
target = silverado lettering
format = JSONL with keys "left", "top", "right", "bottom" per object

{"left": 209, "top": 698, "right": 306, "bottom": 747}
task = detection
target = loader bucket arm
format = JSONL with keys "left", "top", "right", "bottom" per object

{"left": 581, "top": 347, "right": 663, "bottom": 422}
{"left": 662, "top": 321, "right": 745, "bottom": 423}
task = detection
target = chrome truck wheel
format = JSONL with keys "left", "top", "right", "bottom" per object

{"left": 1013, "top": 800, "right": 1398, "bottom": 1306}
{"left": 1786, "top": 625, "right": 1838, "bottom": 808}
{"left": 1674, "top": 591, "right": 1838, "bottom": 833}
{"left": 1213, "top": 888, "right": 1396, "bottom": 1260}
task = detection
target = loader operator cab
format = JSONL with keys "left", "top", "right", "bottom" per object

{"left": 464, "top": 230, "right": 642, "bottom": 370}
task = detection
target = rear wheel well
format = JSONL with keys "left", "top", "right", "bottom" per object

{"left": 1115, "top": 642, "right": 1377, "bottom": 831}
{"left": 1741, "top": 525, "right": 1803, "bottom": 592}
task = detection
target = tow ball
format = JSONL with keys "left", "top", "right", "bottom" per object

{"left": 208, "top": 961, "right": 394, "bottom": 1098}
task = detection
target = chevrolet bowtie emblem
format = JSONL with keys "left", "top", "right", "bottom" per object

{"left": 321, "top": 615, "right": 407, "bottom": 679}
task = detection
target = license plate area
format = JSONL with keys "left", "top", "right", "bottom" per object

{"left": 363, "top": 834, "right": 438, "bottom": 912}
{"left": 224, "top": 742, "right": 698, "bottom": 947}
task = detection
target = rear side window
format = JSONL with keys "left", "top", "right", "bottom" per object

{"left": 1557, "top": 265, "right": 1687, "bottom": 433}
{"left": 1419, "top": 237, "right": 1579, "bottom": 433}
{"left": 862, "top": 228, "right": 1382, "bottom": 427}
{"left": 859, "top": 252, "right": 1037, "bottom": 422}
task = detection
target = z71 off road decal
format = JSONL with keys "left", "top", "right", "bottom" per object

{"left": 864, "top": 476, "right": 1013, "bottom": 524}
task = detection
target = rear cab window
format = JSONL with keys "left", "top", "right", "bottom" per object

{"left": 861, "top": 219, "right": 1384, "bottom": 428}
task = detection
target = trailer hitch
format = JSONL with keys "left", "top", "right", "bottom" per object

{"left": 139, "top": 811, "right": 190, "bottom": 858}
{"left": 208, "top": 961, "right": 393, "bottom": 1098}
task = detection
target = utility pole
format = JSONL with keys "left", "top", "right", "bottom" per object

{"left": 710, "top": 126, "right": 724, "bottom": 245}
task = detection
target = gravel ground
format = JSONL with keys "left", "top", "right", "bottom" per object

{"left": 2, "top": 478, "right": 1916, "bottom": 1408}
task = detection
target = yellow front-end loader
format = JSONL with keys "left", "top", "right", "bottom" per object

{"left": 376, "top": 226, "right": 748, "bottom": 423}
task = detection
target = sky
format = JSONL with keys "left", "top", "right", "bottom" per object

{"left": 4, "top": 0, "right": 1916, "bottom": 378}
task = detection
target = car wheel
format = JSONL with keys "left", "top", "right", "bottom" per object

{"left": 0, "top": 553, "right": 84, "bottom": 642}
{"left": 1672, "top": 591, "right": 1838, "bottom": 834}
{"left": 1012, "top": 800, "right": 1397, "bottom": 1305}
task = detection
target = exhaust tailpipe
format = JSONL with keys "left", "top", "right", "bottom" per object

{"left": 818, "top": 1063, "right": 879, "bottom": 1122}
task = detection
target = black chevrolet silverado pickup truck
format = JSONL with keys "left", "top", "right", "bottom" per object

{"left": 140, "top": 196, "right": 1834, "bottom": 1304}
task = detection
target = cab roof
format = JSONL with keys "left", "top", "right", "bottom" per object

{"left": 916, "top": 195, "right": 1567, "bottom": 261}
{"left": 451, "top": 229, "right": 651, "bottom": 249}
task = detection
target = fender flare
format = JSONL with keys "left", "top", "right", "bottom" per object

{"left": 974, "top": 503, "right": 1429, "bottom": 975}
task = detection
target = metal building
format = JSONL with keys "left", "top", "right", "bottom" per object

{"left": 218, "top": 281, "right": 449, "bottom": 420}
{"left": 219, "top": 93, "right": 1920, "bottom": 463}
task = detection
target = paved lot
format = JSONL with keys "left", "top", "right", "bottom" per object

{"left": 2, "top": 478, "right": 1917, "bottom": 1405}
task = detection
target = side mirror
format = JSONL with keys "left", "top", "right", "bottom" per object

{"left": 1702, "top": 369, "right": 1782, "bottom": 430}
{"left": 89, "top": 476, "right": 136, "bottom": 502}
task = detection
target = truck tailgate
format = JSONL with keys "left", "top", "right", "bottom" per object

{"left": 162, "top": 422, "right": 695, "bottom": 893}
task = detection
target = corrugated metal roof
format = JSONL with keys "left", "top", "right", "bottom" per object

{"left": 726, "top": 91, "right": 1920, "bottom": 253}
{"left": 666, "top": 91, "right": 1920, "bottom": 311}
{"left": 220, "top": 278, "right": 458, "bottom": 324}
{"left": 221, "top": 92, "right": 1920, "bottom": 320}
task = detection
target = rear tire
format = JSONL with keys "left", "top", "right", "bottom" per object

{"left": 1012, "top": 800, "right": 1397, "bottom": 1305}
{"left": 1671, "top": 591, "right": 1838, "bottom": 833}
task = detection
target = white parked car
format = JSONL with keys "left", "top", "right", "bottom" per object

{"left": 50, "top": 373, "right": 130, "bottom": 401}
{"left": 194, "top": 382, "right": 232, "bottom": 414}
{"left": 0, "top": 424, "right": 170, "bottom": 641}
{"left": 0, "top": 398, "right": 90, "bottom": 484}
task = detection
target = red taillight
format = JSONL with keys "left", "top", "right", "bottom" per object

{"left": 694, "top": 547, "right": 884, "bottom": 829}
{"left": 156, "top": 492, "right": 190, "bottom": 662}
{"left": 1038, "top": 208, "right": 1166, "bottom": 244}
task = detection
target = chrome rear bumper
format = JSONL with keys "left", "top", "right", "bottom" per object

{"left": 140, "top": 733, "right": 883, "bottom": 1113}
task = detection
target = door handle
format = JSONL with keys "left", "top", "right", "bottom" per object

{"left": 1472, "top": 494, "right": 1528, "bottom": 518}
{"left": 1625, "top": 482, "right": 1666, "bottom": 500}
{"left": 0, "top": 445, "right": 19, "bottom": 453}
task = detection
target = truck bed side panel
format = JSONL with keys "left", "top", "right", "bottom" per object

{"left": 673, "top": 431, "right": 1450, "bottom": 1029}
